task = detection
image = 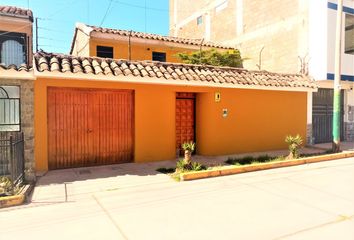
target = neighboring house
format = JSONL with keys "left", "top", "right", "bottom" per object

{"left": 31, "top": 52, "right": 316, "bottom": 171}
{"left": 170, "top": 0, "right": 354, "bottom": 144}
{"left": 0, "top": 6, "right": 34, "bottom": 180}
{"left": 70, "top": 22, "right": 234, "bottom": 62}
{"left": 0, "top": 5, "right": 33, "bottom": 66}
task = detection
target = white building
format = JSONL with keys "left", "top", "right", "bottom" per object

{"left": 171, "top": 0, "right": 354, "bottom": 143}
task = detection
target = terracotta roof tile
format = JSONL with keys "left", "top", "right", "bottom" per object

{"left": 0, "top": 63, "right": 31, "bottom": 72}
{"left": 78, "top": 23, "right": 234, "bottom": 50}
{"left": 33, "top": 52, "right": 317, "bottom": 90}
{"left": 0, "top": 5, "right": 33, "bottom": 20}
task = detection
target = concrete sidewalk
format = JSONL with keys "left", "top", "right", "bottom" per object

{"left": 30, "top": 146, "right": 330, "bottom": 203}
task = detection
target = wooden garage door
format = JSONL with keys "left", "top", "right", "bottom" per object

{"left": 47, "top": 87, "right": 134, "bottom": 169}
{"left": 176, "top": 93, "right": 195, "bottom": 154}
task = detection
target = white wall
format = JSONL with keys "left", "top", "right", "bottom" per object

{"left": 309, "top": 0, "right": 328, "bottom": 81}
{"left": 327, "top": 0, "right": 354, "bottom": 80}
{"left": 309, "top": 0, "right": 354, "bottom": 82}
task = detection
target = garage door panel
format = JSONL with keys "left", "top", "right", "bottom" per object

{"left": 48, "top": 88, "right": 134, "bottom": 169}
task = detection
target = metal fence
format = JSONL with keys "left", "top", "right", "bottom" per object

{"left": 0, "top": 132, "right": 25, "bottom": 185}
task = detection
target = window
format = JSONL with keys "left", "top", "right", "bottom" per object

{"left": 345, "top": 13, "right": 354, "bottom": 54}
{"left": 215, "top": 0, "right": 228, "bottom": 13}
{"left": 0, "top": 32, "right": 27, "bottom": 66}
{"left": 197, "top": 16, "right": 203, "bottom": 25}
{"left": 96, "top": 45, "right": 114, "bottom": 58}
{"left": 152, "top": 52, "right": 166, "bottom": 62}
{"left": 0, "top": 86, "right": 20, "bottom": 131}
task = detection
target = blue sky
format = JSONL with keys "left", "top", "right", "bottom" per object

{"left": 0, "top": 0, "right": 169, "bottom": 53}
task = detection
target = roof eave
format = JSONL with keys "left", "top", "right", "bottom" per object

{"left": 33, "top": 70, "right": 317, "bottom": 92}
{"left": 0, "top": 12, "right": 33, "bottom": 22}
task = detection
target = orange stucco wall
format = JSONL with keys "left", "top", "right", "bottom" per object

{"left": 34, "top": 77, "right": 307, "bottom": 171}
{"left": 196, "top": 89, "right": 307, "bottom": 155}
{"left": 89, "top": 38, "right": 194, "bottom": 63}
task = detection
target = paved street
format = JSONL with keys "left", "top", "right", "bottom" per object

{"left": 1, "top": 157, "right": 354, "bottom": 240}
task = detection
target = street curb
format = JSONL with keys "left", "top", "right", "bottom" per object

{"left": 180, "top": 151, "right": 354, "bottom": 181}
{"left": 0, "top": 183, "right": 35, "bottom": 208}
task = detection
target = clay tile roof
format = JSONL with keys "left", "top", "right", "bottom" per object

{"left": 0, "top": 5, "right": 33, "bottom": 21}
{"left": 78, "top": 23, "right": 234, "bottom": 50}
{"left": 33, "top": 51, "right": 317, "bottom": 90}
{"left": 0, "top": 63, "right": 31, "bottom": 72}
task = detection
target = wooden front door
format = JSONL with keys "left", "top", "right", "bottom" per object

{"left": 176, "top": 93, "right": 195, "bottom": 154}
{"left": 47, "top": 87, "right": 134, "bottom": 169}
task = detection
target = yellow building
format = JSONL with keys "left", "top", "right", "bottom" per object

{"left": 70, "top": 22, "right": 234, "bottom": 62}
{"left": 31, "top": 52, "right": 316, "bottom": 171}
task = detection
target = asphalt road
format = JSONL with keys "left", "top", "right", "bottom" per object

{"left": 1, "top": 157, "right": 354, "bottom": 240}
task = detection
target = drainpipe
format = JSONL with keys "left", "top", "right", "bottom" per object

{"left": 199, "top": 38, "right": 204, "bottom": 64}
{"left": 128, "top": 30, "right": 132, "bottom": 61}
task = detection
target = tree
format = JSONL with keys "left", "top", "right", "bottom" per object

{"left": 176, "top": 49, "right": 243, "bottom": 68}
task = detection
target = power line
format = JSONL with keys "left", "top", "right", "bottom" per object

{"left": 100, "top": 0, "right": 113, "bottom": 27}
{"left": 38, "top": 27, "right": 72, "bottom": 34}
{"left": 38, "top": 37, "right": 69, "bottom": 43}
{"left": 112, "top": 0, "right": 168, "bottom": 12}
{"left": 45, "top": 0, "right": 80, "bottom": 19}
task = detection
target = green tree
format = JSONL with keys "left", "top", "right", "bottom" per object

{"left": 177, "top": 49, "right": 243, "bottom": 68}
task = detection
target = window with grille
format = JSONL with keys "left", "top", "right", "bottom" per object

{"left": 0, "top": 86, "right": 20, "bottom": 132}
{"left": 96, "top": 45, "right": 114, "bottom": 58}
{"left": 0, "top": 32, "right": 27, "bottom": 66}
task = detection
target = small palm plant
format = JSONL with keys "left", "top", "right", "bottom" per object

{"left": 181, "top": 141, "right": 195, "bottom": 164}
{"left": 285, "top": 135, "right": 303, "bottom": 159}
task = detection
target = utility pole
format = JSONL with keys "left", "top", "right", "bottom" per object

{"left": 35, "top": 17, "right": 38, "bottom": 52}
{"left": 333, "top": 0, "right": 343, "bottom": 152}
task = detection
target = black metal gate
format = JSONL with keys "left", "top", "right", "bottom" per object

{"left": 312, "top": 88, "right": 344, "bottom": 144}
{"left": 0, "top": 132, "right": 25, "bottom": 185}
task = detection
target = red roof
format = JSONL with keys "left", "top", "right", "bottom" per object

{"left": 0, "top": 5, "right": 33, "bottom": 21}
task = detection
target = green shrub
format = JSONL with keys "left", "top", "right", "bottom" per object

{"left": 238, "top": 156, "right": 254, "bottom": 165}
{"left": 175, "top": 159, "right": 205, "bottom": 173}
{"left": 156, "top": 167, "right": 176, "bottom": 174}
{"left": 256, "top": 155, "right": 272, "bottom": 162}
{"left": 0, "top": 176, "right": 14, "bottom": 196}
{"left": 176, "top": 159, "right": 187, "bottom": 172}
{"left": 190, "top": 162, "right": 206, "bottom": 171}
{"left": 226, "top": 155, "right": 285, "bottom": 166}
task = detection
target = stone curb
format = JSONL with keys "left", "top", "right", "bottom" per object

{"left": 180, "top": 151, "right": 354, "bottom": 181}
{"left": 0, "top": 183, "right": 34, "bottom": 208}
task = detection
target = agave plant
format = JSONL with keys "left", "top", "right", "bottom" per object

{"left": 285, "top": 135, "right": 303, "bottom": 159}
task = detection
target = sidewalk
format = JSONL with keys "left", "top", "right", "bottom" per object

{"left": 30, "top": 145, "right": 338, "bottom": 204}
